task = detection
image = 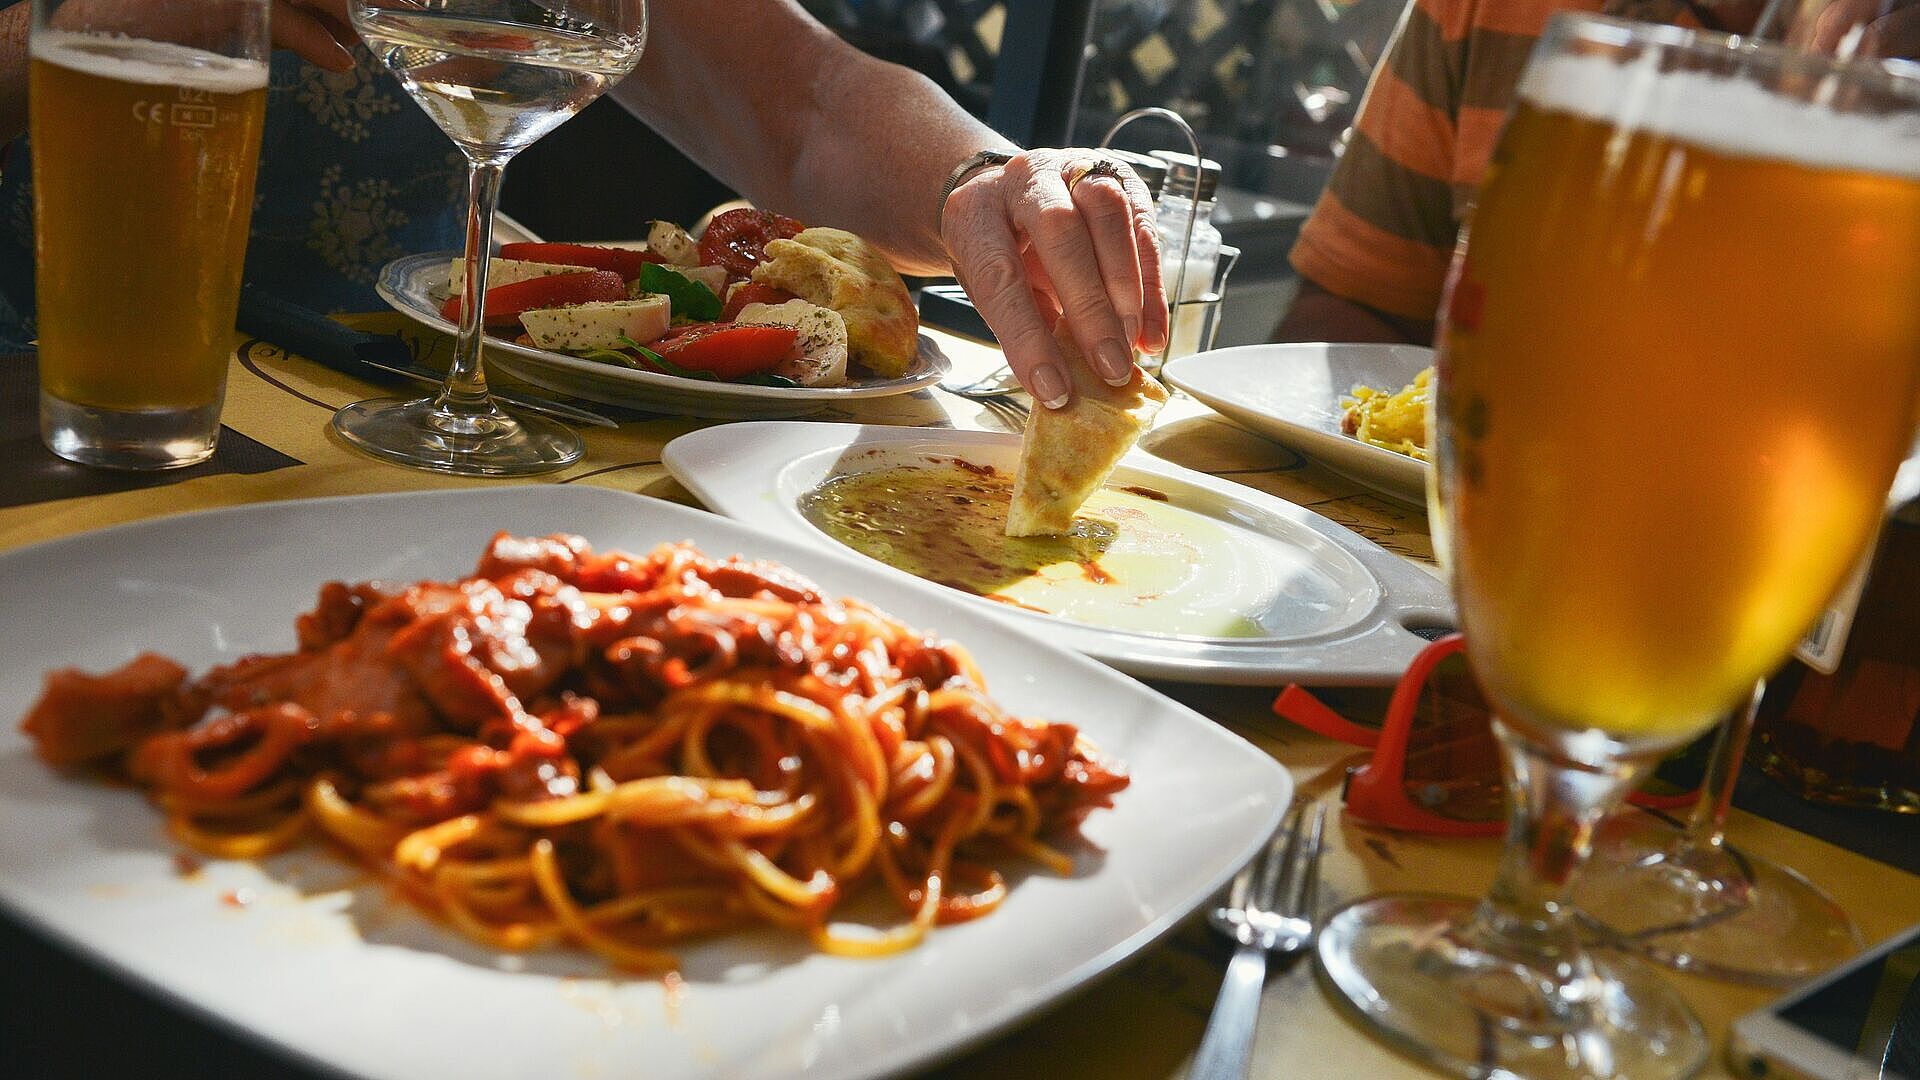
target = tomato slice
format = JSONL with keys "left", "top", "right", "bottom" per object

{"left": 719, "top": 282, "right": 799, "bottom": 321}
{"left": 698, "top": 208, "right": 804, "bottom": 279}
{"left": 653, "top": 323, "right": 799, "bottom": 379}
{"left": 498, "top": 242, "right": 663, "bottom": 280}
{"left": 440, "top": 270, "right": 628, "bottom": 328}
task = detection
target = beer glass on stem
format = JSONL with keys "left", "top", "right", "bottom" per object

{"left": 1570, "top": 0, "right": 1918, "bottom": 989}
{"left": 1314, "top": 14, "right": 1920, "bottom": 1079}
{"left": 334, "top": 0, "right": 646, "bottom": 476}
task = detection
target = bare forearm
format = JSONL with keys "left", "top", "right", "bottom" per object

{"left": 613, "top": 0, "right": 1009, "bottom": 275}
{"left": 788, "top": 56, "right": 1012, "bottom": 274}
{"left": 1272, "top": 278, "right": 1434, "bottom": 345}
{"left": 2, "top": 3, "right": 29, "bottom": 145}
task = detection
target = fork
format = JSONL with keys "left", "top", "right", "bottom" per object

{"left": 937, "top": 365, "right": 1023, "bottom": 398}
{"left": 977, "top": 392, "right": 1029, "bottom": 432}
{"left": 1190, "top": 801, "right": 1327, "bottom": 1080}
{"left": 941, "top": 370, "right": 1030, "bottom": 431}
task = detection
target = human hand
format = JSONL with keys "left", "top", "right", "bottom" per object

{"left": 940, "top": 149, "right": 1168, "bottom": 408}
{"left": 274, "top": 0, "right": 357, "bottom": 72}
{"left": 1791, "top": 0, "right": 1920, "bottom": 57}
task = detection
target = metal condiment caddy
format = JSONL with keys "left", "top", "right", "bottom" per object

{"left": 1100, "top": 107, "right": 1240, "bottom": 374}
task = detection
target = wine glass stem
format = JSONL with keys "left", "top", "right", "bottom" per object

{"left": 1681, "top": 680, "right": 1764, "bottom": 852}
{"left": 1472, "top": 721, "right": 1651, "bottom": 960}
{"left": 438, "top": 157, "right": 509, "bottom": 421}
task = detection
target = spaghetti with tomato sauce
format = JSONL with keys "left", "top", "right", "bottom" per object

{"left": 19, "top": 535, "right": 1127, "bottom": 969}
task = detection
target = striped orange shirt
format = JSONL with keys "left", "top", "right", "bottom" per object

{"left": 1291, "top": 0, "right": 1604, "bottom": 322}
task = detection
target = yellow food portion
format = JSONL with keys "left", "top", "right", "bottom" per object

{"left": 1341, "top": 366, "right": 1434, "bottom": 461}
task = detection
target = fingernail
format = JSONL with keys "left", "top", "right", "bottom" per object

{"left": 1031, "top": 364, "right": 1070, "bottom": 409}
{"left": 1124, "top": 315, "right": 1141, "bottom": 347}
{"left": 1095, "top": 339, "right": 1135, "bottom": 386}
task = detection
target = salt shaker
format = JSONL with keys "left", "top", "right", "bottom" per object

{"left": 1150, "top": 150, "right": 1222, "bottom": 361}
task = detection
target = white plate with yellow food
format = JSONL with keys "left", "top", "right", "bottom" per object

{"left": 1162, "top": 343, "right": 1435, "bottom": 505}
{"left": 664, "top": 422, "right": 1454, "bottom": 685}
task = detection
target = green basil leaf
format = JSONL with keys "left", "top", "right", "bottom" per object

{"left": 617, "top": 335, "right": 662, "bottom": 364}
{"left": 636, "top": 264, "right": 722, "bottom": 322}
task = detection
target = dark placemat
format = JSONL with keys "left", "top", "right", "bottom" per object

{"left": 1733, "top": 769, "right": 1920, "bottom": 877}
{"left": 1, "top": 355, "right": 300, "bottom": 510}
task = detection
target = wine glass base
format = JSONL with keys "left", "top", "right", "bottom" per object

{"left": 1317, "top": 894, "right": 1708, "bottom": 1080}
{"left": 1574, "top": 808, "right": 1863, "bottom": 987}
{"left": 331, "top": 396, "right": 582, "bottom": 477}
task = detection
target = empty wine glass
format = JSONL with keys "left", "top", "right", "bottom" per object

{"left": 334, "top": 0, "right": 647, "bottom": 476}
{"left": 1573, "top": 681, "right": 1865, "bottom": 986}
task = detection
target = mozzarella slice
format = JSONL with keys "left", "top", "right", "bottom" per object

{"left": 519, "top": 297, "right": 671, "bottom": 352}
{"left": 446, "top": 258, "right": 586, "bottom": 295}
{"left": 647, "top": 220, "right": 700, "bottom": 266}
{"left": 734, "top": 300, "right": 848, "bottom": 387}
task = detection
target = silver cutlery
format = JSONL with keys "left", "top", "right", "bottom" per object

{"left": 237, "top": 287, "right": 620, "bottom": 430}
{"left": 1190, "top": 801, "right": 1327, "bottom": 1080}
{"left": 939, "top": 368, "right": 1029, "bottom": 432}
{"left": 938, "top": 366, "right": 1024, "bottom": 399}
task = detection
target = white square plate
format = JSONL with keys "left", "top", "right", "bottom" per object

{"left": 0, "top": 486, "right": 1289, "bottom": 1080}
{"left": 1162, "top": 343, "right": 1434, "bottom": 505}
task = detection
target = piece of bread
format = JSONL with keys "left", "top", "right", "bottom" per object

{"left": 750, "top": 227, "right": 918, "bottom": 377}
{"left": 1006, "top": 329, "right": 1169, "bottom": 537}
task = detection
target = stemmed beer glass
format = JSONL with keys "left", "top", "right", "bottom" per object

{"left": 1315, "top": 14, "right": 1920, "bottom": 1078}
{"left": 1571, "top": 0, "right": 1920, "bottom": 990}
{"left": 334, "top": 0, "right": 647, "bottom": 476}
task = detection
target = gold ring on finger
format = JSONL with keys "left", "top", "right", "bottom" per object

{"left": 1065, "top": 159, "right": 1127, "bottom": 194}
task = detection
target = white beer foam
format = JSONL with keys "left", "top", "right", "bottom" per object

{"left": 32, "top": 30, "right": 268, "bottom": 93}
{"left": 1519, "top": 50, "right": 1920, "bottom": 178}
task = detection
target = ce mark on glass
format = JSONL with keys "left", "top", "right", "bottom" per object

{"left": 131, "top": 87, "right": 222, "bottom": 130}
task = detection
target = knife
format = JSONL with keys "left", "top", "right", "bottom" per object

{"left": 236, "top": 287, "right": 619, "bottom": 429}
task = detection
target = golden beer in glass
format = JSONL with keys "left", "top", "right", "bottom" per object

{"left": 1317, "top": 16, "right": 1920, "bottom": 1079}
{"left": 29, "top": 2, "right": 268, "bottom": 469}
{"left": 1444, "top": 53, "right": 1920, "bottom": 743}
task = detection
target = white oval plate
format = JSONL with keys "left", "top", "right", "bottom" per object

{"left": 1163, "top": 342, "right": 1434, "bottom": 505}
{"left": 0, "top": 486, "right": 1288, "bottom": 1080}
{"left": 374, "top": 252, "right": 950, "bottom": 419}
{"left": 663, "top": 422, "right": 1455, "bottom": 685}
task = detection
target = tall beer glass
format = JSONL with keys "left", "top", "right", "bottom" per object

{"left": 1315, "top": 15, "right": 1920, "bottom": 1079}
{"left": 30, "top": 0, "right": 268, "bottom": 469}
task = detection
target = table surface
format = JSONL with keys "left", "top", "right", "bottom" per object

{"left": 2, "top": 317, "right": 1916, "bottom": 1080}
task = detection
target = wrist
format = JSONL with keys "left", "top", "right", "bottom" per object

{"left": 937, "top": 149, "right": 1015, "bottom": 231}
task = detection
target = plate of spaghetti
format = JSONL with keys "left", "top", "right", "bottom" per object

{"left": 1162, "top": 342, "right": 1435, "bottom": 506}
{"left": 0, "top": 486, "right": 1289, "bottom": 1080}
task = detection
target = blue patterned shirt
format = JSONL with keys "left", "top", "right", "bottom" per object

{"left": 0, "top": 47, "right": 464, "bottom": 350}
